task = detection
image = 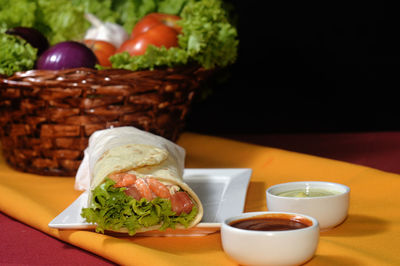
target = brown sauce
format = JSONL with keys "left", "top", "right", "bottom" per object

{"left": 230, "top": 214, "right": 313, "bottom": 231}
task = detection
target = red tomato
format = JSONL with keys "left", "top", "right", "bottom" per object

{"left": 131, "top": 14, "right": 163, "bottom": 39}
{"left": 84, "top": 39, "right": 116, "bottom": 67}
{"left": 131, "top": 13, "right": 181, "bottom": 39}
{"left": 118, "top": 24, "right": 178, "bottom": 56}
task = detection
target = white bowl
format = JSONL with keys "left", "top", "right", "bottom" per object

{"left": 221, "top": 211, "right": 319, "bottom": 266}
{"left": 266, "top": 181, "right": 350, "bottom": 230}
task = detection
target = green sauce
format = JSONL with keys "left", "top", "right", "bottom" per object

{"left": 276, "top": 188, "right": 341, "bottom": 197}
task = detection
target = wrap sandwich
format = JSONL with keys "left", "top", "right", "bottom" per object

{"left": 76, "top": 127, "right": 203, "bottom": 235}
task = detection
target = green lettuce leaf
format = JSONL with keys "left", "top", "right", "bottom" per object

{"left": 81, "top": 178, "right": 198, "bottom": 235}
{"left": 34, "top": 0, "right": 88, "bottom": 44}
{"left": 158, "top": 0, "right": 188, "bottom": 15}
{"left": 0, "top": 0, "right": 37, "bottom": 29}
{"left": 0, "top": 32, "right": 37, "bottom": 76}
{"left": 108, "top": 46, "right": 189, "bottom": 71}
{"left": 178, "top": 0, "right": 238, "bottom": 69}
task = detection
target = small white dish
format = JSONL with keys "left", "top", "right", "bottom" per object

{"left": 266, "top": 181, "right": 350, "bottom": 230}
{"left": 49, "top": 168, "right": 252, "bottom": 236}
{"left": 221, "top": 211, "right": 319, "bottom": 266}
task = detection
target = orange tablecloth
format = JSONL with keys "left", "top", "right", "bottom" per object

{"left": 0, "top": 133, "right": 399, "bottom": 265}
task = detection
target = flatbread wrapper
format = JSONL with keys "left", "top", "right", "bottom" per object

{"left": 75, "top": 126, "right": 203, "bottom": 233}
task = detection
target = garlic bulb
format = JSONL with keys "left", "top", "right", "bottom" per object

{"left": 84, "top": 13, "right": 129, "bottom": 48}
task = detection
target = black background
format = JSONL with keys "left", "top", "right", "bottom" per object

{"left": 186, "top": 1, "right": 400, "bottom": 134}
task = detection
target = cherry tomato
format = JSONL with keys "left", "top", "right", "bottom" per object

{"left": 118, "top": 24, "right": 178, "bottom": 56}
{"left": 131, "top": 13, "right": 181, "bottom": 39}
{"left": 83, "top": 39, "right": 116, "bottom": 67}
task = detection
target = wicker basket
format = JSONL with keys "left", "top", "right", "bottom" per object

{"left": 0, "top": 66, "right": 211, "bottom": 176}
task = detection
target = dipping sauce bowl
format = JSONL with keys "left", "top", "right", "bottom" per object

{"left": 221, "top": 211, "right": 319, "bottom": 266}
{"left": 266, "top": 181, "right": 350, "bottom": 230}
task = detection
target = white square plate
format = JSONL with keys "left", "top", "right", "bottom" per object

{"left": 49, "top": 168, "right": 252, "bottom": 236}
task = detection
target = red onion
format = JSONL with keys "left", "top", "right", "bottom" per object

{"left": 36, "top": 41, "right": 98, "bottom": 70}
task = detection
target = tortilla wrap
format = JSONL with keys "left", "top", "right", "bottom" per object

{"left": 75, "top": 127, "right": 203, "bottom": 234}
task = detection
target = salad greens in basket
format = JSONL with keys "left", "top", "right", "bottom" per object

{"left": 0, "top": 0, "right": 238, "bottom": 76}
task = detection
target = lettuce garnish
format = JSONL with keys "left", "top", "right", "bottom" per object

{"left": 81, "top": 178, "right": 198, "bottom": 235}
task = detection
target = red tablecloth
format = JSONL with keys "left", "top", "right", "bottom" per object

{"left": 1, "top": 131, "right": 399, "bottom": 265}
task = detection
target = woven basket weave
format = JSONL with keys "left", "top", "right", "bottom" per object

{"left": 0, "top": 66, "right": 211, "bottom": 176}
